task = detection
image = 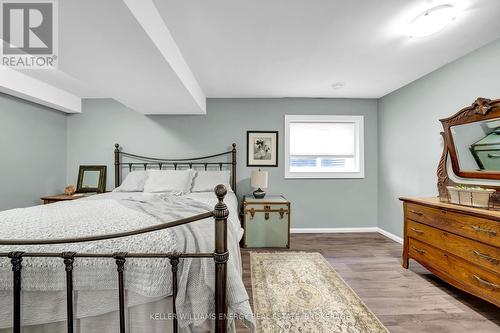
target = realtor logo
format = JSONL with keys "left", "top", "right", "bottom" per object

{"left": 1, "top": 0, "right": 58, "bottom": 68}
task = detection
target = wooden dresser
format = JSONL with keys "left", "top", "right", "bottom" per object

{"left": 401, "top": 197, "right": 499, "bottom": 307}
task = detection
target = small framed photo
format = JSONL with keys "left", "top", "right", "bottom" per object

{"left": 77, "top": 165, "right": 107, "bottom": 193}
{"left": 247, "top": 131, "right": 278, "bottom": 167}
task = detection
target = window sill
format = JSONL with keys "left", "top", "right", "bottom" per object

{"left": 284, "top": 171, "right": 365, "bottom": 179}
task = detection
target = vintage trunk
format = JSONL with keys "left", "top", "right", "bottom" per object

{"left": 242, "top": 196, "right": 290, "bottom": 248}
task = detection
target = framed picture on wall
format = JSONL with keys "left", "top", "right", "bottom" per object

{"left": 247, "top": 131, "right": 278, "bottom": 167}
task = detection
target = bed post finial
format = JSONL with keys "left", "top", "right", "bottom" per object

{"left": 231, "top": 144, "right": 237, "bottom": 193}
{"left": 114, "top": 144, "right": 121, "bottom": 189}
{"left": 213, "top": 184, "right": 228, "bottom": 333}
{"left": 215, "top": 184, "right": 228, "bottom": 203}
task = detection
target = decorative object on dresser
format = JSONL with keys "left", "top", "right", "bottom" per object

{"left": 247, "top": 131, "right": 278, "bottom": 167}
{"left": 402, "top": 98, "right": 500, "bottom": 307}
{"left": 241, "top": 195, "right": 290, "bottom": 248}
{"left": 250, "top": 169, "right": 268, "bottom": 198}
{"left": 41, "top": 193, "right": 87, "bottom": 205}
{"left": 77, "top": 165, "right": 107, "bottom": 193}
{"left": 400, "top": 197, "right": 499, "bottom": 306}
{"left": 64, "top": 185, "right": 76, "bottom": 195}
{"left": 446, "top": 185, "right": 495, "bottom": 208}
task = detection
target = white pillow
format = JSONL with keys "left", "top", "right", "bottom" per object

{"left": 114, "top": 171, "right": 148, "bottom": 192}
{"left": 192, "top": 170, "right": 233, "bottom": 192}
{"left": 143, "top": 169, "right": 194, "bottom": 194}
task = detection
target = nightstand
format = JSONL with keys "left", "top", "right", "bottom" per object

{"left": 41, "top": 193, "right": 92, "bottom": 204}
{"left": 241, "top": 195, "right": 290, "bottom": 248}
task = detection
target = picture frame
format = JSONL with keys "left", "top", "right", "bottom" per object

{"left": 76, "top": 165, "right": 107, "bottom": 193}
{"left": 247, "top": 131, "right": 278, "bottom": 167}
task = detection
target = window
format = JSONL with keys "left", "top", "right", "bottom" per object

{"left": 284, "top": 115, "right": 364, "bottom": 178}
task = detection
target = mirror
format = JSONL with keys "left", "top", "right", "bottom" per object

{"left": 82, "top": 171, "right": 101, "bottom": 188}
{"left": 439, "top": 98, "right": 500, "bottom": 182}
{"left": 77, "top": 165, "right": 107, "bottom": 193}
{"left": 451, "top": 118, "right": 500, "bottom": 172}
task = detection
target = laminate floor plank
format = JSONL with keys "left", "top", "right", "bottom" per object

{"left": 236, "top": 233, "right": 499, "bottom": 332}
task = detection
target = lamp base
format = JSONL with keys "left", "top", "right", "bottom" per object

{"left": 253, "top": 188, "right": 266, "bottom": 199}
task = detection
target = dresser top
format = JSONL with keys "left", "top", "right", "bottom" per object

{"left": 400, "top": 196, "right": 500, "bottom": 221}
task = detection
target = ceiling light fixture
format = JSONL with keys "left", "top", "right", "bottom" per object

{"left": 331, "top": 82, "right": 345, "bottom": 90}
{"left": 408, "top": 4, "right": 457, "bottom": 38}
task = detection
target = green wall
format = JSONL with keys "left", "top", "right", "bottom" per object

{"left": 378, "top": 38, "right": 500, "bottom": 237}
{"left": 6, "top": 36, "right": 500, "bottom": 234}
{"left": 0, "top": 93, "right": 67, "bottom": 210}
{"left": 66, "top": 98, "right": 378, "bottom": 229}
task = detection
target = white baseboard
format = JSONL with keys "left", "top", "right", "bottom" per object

{"left": 290, "top": 227, "right": 403, "bottom": 244}
{"left": 376, "top": 228, "right": 403, "bottom": 244}
{"left": 291, "top": 227, "right": 378, "bottom": 234}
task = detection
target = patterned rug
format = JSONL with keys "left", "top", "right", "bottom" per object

{"left": 250, "top": 252, "right": 389, "bottom": 333}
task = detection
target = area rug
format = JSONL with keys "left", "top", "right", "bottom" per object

{"left": 250, "top": 252, "right": 388, "bottom": 333}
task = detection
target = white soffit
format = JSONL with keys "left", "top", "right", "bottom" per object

{"left": 55, "top": 0, "right": 205, "bottom": 115}
{"left": 124, "top": 0, "right": 206, "bottom": 113}
{"left": 16, "top": 69, "right": 107, "bottom": 99}
{"left": 0, "top": 68, "right": 81, "bottom": 113}
{"left": 11, "top": 0, "right": 206, "bottom": 115}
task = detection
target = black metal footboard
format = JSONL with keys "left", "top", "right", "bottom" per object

{"left": 0, "top": 185, "right": 230, "bottom": 333}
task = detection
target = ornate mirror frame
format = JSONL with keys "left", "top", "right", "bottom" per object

{"left": 437, "top": 97, "right": 500, "bottom": 197}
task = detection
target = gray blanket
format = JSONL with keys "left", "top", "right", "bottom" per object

{"left": 121, "top": 195, "right": 254, "bottom": 329}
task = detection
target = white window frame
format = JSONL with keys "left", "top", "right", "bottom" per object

{"left": 284, "top": 114, "right": 364, "bottom": 179}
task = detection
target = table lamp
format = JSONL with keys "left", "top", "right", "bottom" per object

{"left": 251, "top": 169, "right": 268, "bottom": 199}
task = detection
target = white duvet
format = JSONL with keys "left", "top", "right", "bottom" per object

{"left": 0, "top": 191, "right": 253, "bottom": 331}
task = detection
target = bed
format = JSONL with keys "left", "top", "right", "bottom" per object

{"left": 0, "top": 144, "right": 254, "bottom": 333}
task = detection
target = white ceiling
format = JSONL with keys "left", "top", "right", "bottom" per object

{"left": 155, "top": 0, "right": 500, "bottom": 98}
{"left": 7, "top": 0, "right": 500, "bottom": 114}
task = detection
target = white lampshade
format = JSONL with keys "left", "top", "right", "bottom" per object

{"left": 251, "top": 170, "right": 268, "bottom": 189}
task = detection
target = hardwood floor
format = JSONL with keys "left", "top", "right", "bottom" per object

{"left": 236, "top": 233, "right": 500, "bottom": 333}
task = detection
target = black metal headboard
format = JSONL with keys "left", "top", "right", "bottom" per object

{"left": 113, "top": 143, "right": 237, "bottom": 192}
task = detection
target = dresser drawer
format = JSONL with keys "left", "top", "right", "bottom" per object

{"left": 407, "top": 220, "right": 500, "bottom": 274}
{"left": 408, "top": 238, "right": 447, "bottom": 270}
{"left": 409, "top": 238, "right": 500, "bottom": 306}
{"left": 406, "top": 203, "right": 499, "bottom": 247}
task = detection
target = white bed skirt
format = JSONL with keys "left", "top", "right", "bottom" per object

{"left": 0, "top": 295, "right": 237, "bottom": 333}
